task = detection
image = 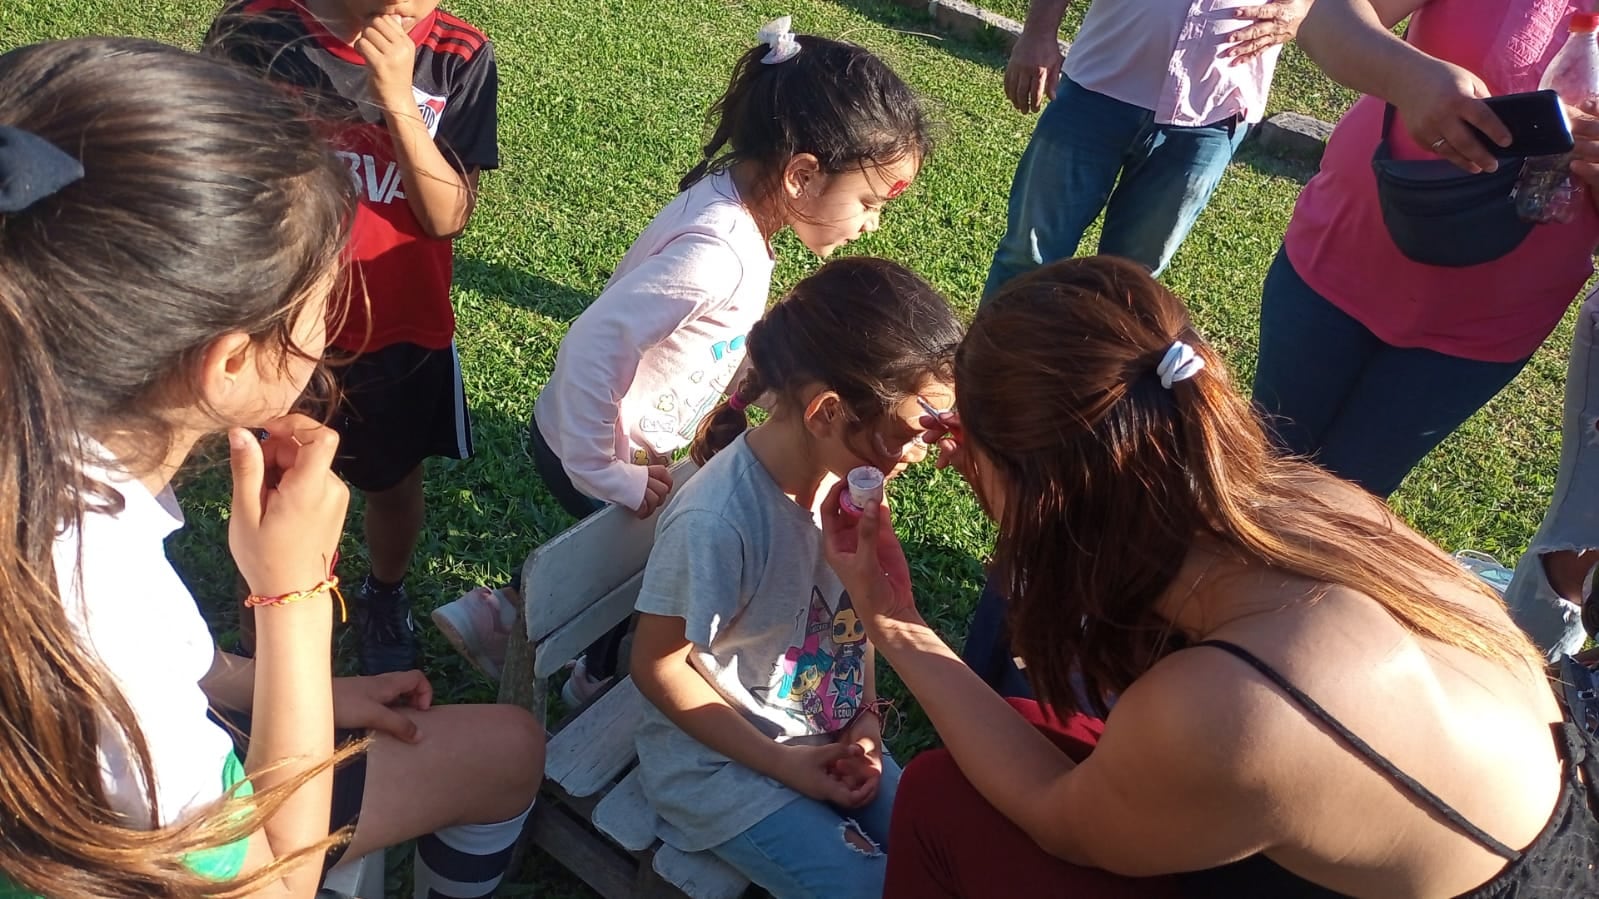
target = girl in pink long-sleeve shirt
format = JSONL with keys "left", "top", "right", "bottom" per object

{"left": 434, "top": 17, "right": 932, "bottom": 690}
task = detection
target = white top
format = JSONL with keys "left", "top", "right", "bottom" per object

{"left": 1064, "top": 0, "right": 1282, "bottom": 126}
{"left": 53, "top": 455, "right": 235, "bottom": 826}
{"left": 534, "top": 172, "right": 775, "bottom": 510}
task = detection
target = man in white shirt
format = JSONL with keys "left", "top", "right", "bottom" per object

{"left": 985, "top": 0, "right": 1311, "bottom": 296}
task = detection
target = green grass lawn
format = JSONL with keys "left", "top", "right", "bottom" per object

{"left": 0, "top": 0, "right": 1575, "bottom": 894}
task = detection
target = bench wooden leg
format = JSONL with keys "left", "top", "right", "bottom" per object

{"left": 497, "top": 603, "right": 546, "bottom": 883}
{"left": 497, "top": 604, "right": 541, "bottom": 714}
{"left": 530, "top": 802, "right": 639, "bottom": 899}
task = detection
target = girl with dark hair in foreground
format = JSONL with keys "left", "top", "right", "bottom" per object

{"left": 0, "top": 38, "right": 541, "bottom": 898}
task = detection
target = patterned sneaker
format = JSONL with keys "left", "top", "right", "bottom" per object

{"left": 358, "top": 577, "right": 418, "bottom": 675}
{"left": 432, "top": 586, "right": 517, "bottom": 681}
{"left": 1453, "top": 550, "right": 1515, "bottom": 596}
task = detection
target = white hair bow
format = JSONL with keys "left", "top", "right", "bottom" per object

{"left": 1156, "top": 341, "right": 1205, "bottom": 389}
{"left": 758, "top": 16, "right": 801, "bottom": 64}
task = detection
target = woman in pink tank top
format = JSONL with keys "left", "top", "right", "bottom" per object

{"left": 1252, "top": 0, "right": 1599, "bottom": 498}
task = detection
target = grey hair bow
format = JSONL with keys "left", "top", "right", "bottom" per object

{"left": 0, "top": 126, "right": 84, "bottom": 214}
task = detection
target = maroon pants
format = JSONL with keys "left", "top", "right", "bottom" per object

{"left": 885, "top": 698, "right": 1182, "bottom": 898}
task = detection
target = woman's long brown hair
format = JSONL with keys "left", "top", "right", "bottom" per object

{"left": 0, "top": 38, "right": 356, "bottom": 895}
{"left": 960, "top": 258, "right": 1542, "bottom": 717}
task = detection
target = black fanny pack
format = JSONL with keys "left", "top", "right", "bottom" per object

{"left": 1370, "top": 103, "right": 1532, "bottom": 267}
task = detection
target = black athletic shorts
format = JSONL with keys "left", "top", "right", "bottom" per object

{"left": 208, "top": 709, "right": 368, "bottom": 873}
{"left": 331, "top": 342, "right": 473, "bottom": 493}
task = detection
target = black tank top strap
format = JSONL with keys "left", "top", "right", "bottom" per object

{"left": 1192, "top": 639, "right": 1521, "bottom": 862}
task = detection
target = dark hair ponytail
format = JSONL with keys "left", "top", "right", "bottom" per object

{"left": 679, "top": 29, "right": 931, "bottom": 201}
{"left": 692, "top": 368, "right": 766, "bottom": 466}
{"left": 692, "top": 257, "right": 961, "bottom": 463}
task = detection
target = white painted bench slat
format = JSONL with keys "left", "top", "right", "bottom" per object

{"left": 653, "top": 846, "right": 750, "bottom": 899}
{"left": 544, "top": 676, "right": 645, "bottom": 798}
{"left": 591, "top": 766, "right": 656, "bottom": 851}
{"left": 510, "top": 458, "right": 748, "bottom": 899}
{"left": 319, "top": 850, "right": 384, "bottom": 898}
{"left": 522, "top": 459, "right": 698, "bottom": 643}
{"left": 533, "top": 570, "right": 645, "bottom": 680}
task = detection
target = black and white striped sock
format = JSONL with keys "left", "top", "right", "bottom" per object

{"left": 411, "top": 801, "right": 532, "bottom": 899}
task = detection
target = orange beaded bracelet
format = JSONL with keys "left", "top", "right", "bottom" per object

{"left": 244, "top": 575, "right": 346, "bottom": 623}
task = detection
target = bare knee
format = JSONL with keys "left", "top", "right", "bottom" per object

{"left": 1542, "top": 549, "right": 1599, "bottom": 602}
{"left": 483, "top": 703, "right": 544, "bottom": 799}
{"left": 413, "top": 704, "right": 543, "bottom": 824}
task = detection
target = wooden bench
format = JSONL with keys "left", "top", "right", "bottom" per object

{"left": 318, "top": 851, "right": 384, "bottom": 898}
{"left": 497, "top": 460, "right": 753, "bottom": 899}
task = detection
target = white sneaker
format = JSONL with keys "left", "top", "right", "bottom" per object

{"left": 559, "top": 655, "right": 613, "bottom": 708}
{"left": 1454, "top": 550, "right": 1514, "bottom": 596}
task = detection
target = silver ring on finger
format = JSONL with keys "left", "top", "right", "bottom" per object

{"left": 1431, "top": 137, "right": 1449, "bottom": 151}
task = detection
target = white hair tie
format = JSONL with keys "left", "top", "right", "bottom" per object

{"left": 1156, "top": 340, "right": 1205, "bottom": 389}
{"left": 758, "top": 16, "right": 801, "bottom": 64}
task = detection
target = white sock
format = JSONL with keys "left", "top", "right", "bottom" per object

{"left": 411, "top": 801, "right": 532, "bottom": 899}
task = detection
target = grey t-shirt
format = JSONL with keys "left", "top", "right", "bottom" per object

{"left": 634, "top": 434, "right": 870, "bottom": 851}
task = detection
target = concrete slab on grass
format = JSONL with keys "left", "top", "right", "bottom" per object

{"left": 1255, "top": 112, "right": 1335, "bottom": 163}
{"left": 888, "top": 0, "right": 1068, "bottom": 55}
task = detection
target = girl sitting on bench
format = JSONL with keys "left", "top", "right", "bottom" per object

{"left": 630, "top": 258, "right": 960, "bottom": 899}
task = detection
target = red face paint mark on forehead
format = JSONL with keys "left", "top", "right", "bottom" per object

{"left": 886, "top": 180, "right": 909, "bottom": 200}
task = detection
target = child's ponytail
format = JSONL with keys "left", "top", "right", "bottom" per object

{"left": 679, "top": 18, "right": 931, "bottom": 203}
{"left": 679, "top": 44, "right": 759, "bottom": 193}
{"left": 692, "top": 369, "right": 765, "bottom": 465}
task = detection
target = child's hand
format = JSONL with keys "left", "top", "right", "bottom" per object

{"left": 332, "top": 671, "right": 433, "bottom": 743}
{"left": 828, "top": 712, "right": 885, "bottom": 807}
{"left": 354, "top": 14, "right": 419, "bottom": 117}
{"left": 227, "top": 415, "right": 348, "bottom": 599}
{"left": 775, "top": 742, "right": 876, "bottom": 807}
{"left": 635, "top": 464, "right": 673, "bottom": 519}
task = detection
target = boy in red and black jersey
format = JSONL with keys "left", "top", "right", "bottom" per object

{"left": 208, "top": 0, "right": 497, "bottom": 675}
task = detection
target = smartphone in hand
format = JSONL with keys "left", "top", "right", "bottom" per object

{"left": 1471, "top": 90, "right": 1575, "bottom": 158}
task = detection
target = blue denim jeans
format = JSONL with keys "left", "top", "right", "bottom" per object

{"left": 1505, "top": 289, "right": 1599, "bottom": 661}
{"left": 984, "top": 78, "right": 1248, "bottom": 298}
{"left": 708, "top": 753, "right": 901, "bottom": 899}
{"left": 1252, "top": 248, "right": 1531, "bottom": 498}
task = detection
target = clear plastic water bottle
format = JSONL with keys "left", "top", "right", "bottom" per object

{"left": 1516, "top": 13, "right": 1599, "bottom": 224}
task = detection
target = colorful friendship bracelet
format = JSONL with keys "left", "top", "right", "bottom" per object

{"left": 244, "top": 575, "right": 347, "bottom": 623}
{"left": 858, "top": 698, "right": 901, "bottom": 738}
